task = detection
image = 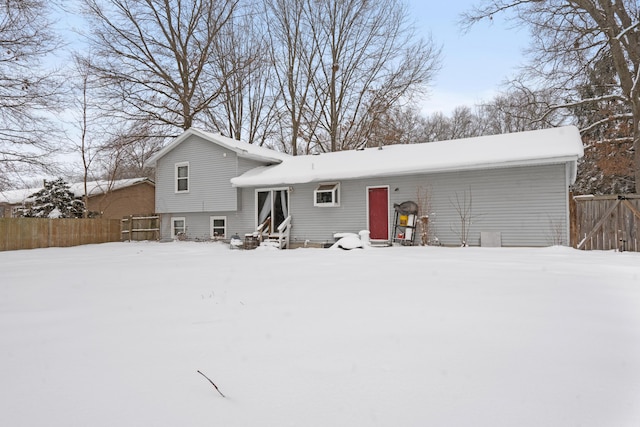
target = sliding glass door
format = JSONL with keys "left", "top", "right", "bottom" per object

{"left": 256, "top": 188, "right": 289, "bottom": 233}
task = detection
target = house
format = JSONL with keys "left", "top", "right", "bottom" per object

{"left": 147, "top": 126, "right": 584, "bottom": 247}
{"left": 0, "top": 178, "right": 155, "bottom": 220}
{"left": 69, "top": 178, "right": 156, "bottom": 219}
{"left": 0, "top": 188, "right": 38, "bottom": 218}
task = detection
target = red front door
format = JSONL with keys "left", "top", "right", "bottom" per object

{"left": 368, "top": 187, "right": 388, "bottom": 240}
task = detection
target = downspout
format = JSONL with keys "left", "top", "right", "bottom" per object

{"left": 565, "top": 159, "right": 577, "bottom": 247}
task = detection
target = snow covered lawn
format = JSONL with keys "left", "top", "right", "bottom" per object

{"left": 1, "top": 242, "right": 639, "bottom": 426}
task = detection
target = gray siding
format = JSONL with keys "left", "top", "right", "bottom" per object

{"left": 159, "top": 210, "right": 254, "bottom": 242}
{"left": 285, "top": 163, "right": 570, "bottom": 247}
{"left": 157, "top": 171, "right": 263, "bottom": 241}
{"left": 155, "top": 134, "right": 265, "bottom": 214}
{"left": 159, "top": 161, "right": 571, "bottom": 247}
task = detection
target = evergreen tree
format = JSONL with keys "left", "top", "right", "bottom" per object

{"left": 22, "top": 178, "right": 84, "bottom": 218}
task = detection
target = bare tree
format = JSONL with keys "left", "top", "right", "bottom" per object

{"left": 475, "top": 85, "right": 567, "bottom": 135}
{"left": 419, "top": 106, "right": 485, "bottom": 142}
{"left": 381, "top": 86, "right": 565, "bottom": 146}
{"left": 306, "top": 0, "right": 441, "bottom": 152}
{"left": 463, "top": 0, "right": 640, "bottom": 191}
{"left": 364, "top": 105, "right": 428, "bottom": 147}
{"left": 206, "top": 3, "right": 279, "bottom": 145}
{"left": 450, "top": 189, "right": 475, "bottom": 247}
{"left": 264, "top": 0, "right": 319, "bottom": 155}
{"left": 67, "top": 54, "right": 158, "bottom": 214}
{"left": 70, "top": 54, "right": 100, "bottom": 216}
{"left": 81, "top": 0, "right": 238, "bottom": 136}
{"left": 416, "top": 185, "right": 434, "bottom": 246}
{"left": 265, "top": 0, "right": 440, "bottom": 154}
{"left": 421, "top": 111, "right": 453, "bottom": 142}
{"left": 447, "top": 106, "right": 481, "bottom": 139}
{"left": 0, "top": 0, "right": 64, "bottom": 188}
{"left": 96, "top": 121, "right": 163, "bottom": 180}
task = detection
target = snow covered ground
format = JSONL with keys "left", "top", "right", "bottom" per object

{"left": 1, "top": 242, "right": 639, "bottom": 426}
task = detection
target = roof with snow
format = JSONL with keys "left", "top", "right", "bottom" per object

{"left": 0, "top": 178, "right": 153, "bottom": 205}
{"left": 67, "top": 178, "right": 154, "bottom": 198}
{"left": 231, "top": 126, "right": 584, "bottom": 187}
{"left": 146, "top": 128, "right": 290, "bottom": 166}
{"left": 0, "top": 187, "right": 40, "bottom": 205}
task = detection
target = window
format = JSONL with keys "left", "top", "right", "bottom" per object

{"left": 175, "top": 162, "right": 189, "bottom": 193}
{"left": 210, "top": 216, "right": 226, "bottom": 240}
{"left": 171, "top": 217, "right": 186, "bottom": 239}
{"left": 314, "top": 183, "right": 340, "bottom": 207}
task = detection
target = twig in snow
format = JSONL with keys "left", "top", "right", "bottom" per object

{"left": 197, "top": 370, "right": 226, "bottom": 398}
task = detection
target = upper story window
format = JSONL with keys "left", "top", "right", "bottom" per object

{"left": 175, "top": 162, "right": 189, "bottom": 193}
{"left": 314, "top": 183, "right": 340, "bottom": 207}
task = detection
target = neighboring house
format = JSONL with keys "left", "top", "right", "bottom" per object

{"left": 69, "top": 178, "right": 156, "bottom": 219}
{"left": 0, "top": 178, "right": 155, "bottom": 220}
{"left": 0, "top": 188, "right": 39, "bottom": 218}
{"left": 147, "top": 126, "right": 584, "bottom": 247}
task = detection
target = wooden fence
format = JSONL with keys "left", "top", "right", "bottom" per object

{"left": 0, "top": 218, "right": 122, "bottom": 252}
{"left": 121, "top": 215, "right": 160, "bottom": 241}
{"left": 572, "top": 194, "right": 640, "bottom": 252}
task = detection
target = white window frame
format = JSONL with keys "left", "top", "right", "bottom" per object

{"left": 210, "top": 216, "right": 227, "bottom": 240}
{"left": 171, "top": 217, "right": 186, "bottom": 239}
{"left": 255, "top": 187, "right": 290, "bottom": 232}
{"left": 314, "top": 183, "right": 340, "bottom": 207}
{"left": 175, "top": 162, "right": 189, "bottom": 193}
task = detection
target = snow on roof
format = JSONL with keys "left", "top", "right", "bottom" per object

{"left": 146, "top": 128, "right": 290, "bottom": 166}
{"left": 0, "top": 178, "right": 153, "bottom": 205}
{"left": 0, "top": 187, "right": 41, "bottom": 205}
{"left": 67, "top": 178, "right": 153, "bottom": 198}
{"left": 231, "top": 126, "right": 584, "bottom": 187}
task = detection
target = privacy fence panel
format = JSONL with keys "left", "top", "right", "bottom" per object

{"left": 0, "top": 218, "right": 122, "bottom": 251}
{"left": 121, "top": 215, "right": 160, "bottom": 241}
{"left": 573, "top": 195, "right": 640, "bottom": 252}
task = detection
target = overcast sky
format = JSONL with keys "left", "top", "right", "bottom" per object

{"left": 54, "top": 1, "right": 528, "bottom": 116}
{"left": 36, "top": 2, "right": 533, "bottom": 182}
{"left": 408, "top": 0, "right": 529, "bottom": 114}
